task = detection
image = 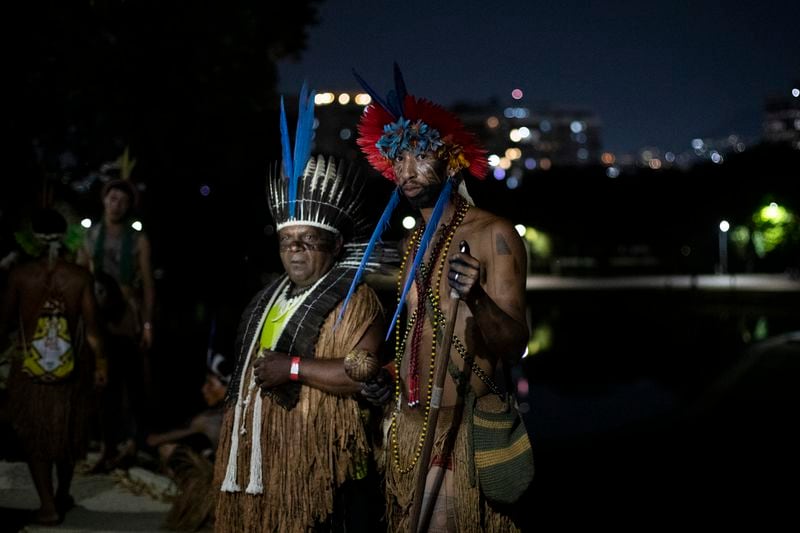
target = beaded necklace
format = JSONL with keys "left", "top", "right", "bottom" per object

{"left": 389, "top": 195, "right": 469, "bottom": 474}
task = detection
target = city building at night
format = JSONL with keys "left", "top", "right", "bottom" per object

{"left": 762, "top": 83, "right": 800, "bottom": 149}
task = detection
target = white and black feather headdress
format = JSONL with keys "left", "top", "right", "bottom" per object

{"left": 266, "top": 84, "right": 369, "bottom": 241}
{"left": 267, "top": 154, "right": 369, "bottom": 241}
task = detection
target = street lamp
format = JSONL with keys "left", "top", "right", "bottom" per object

{"left": 718, "top": 220, "right": 730, "bottom": 274}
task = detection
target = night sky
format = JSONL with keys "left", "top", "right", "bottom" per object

{"left": 278, "top": 0, "right": 799, "bottom": 155}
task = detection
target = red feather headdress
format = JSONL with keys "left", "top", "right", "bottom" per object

{"left": 357, "top": 94, "right": 488, "bottom": 182}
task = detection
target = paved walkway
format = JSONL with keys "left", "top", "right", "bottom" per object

{"left": 0, "top": 456, "right": 174, "bottom": 533}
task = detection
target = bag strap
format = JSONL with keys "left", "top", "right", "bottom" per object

{"left": 424, "top": 288, "right": 506, "bottom": 400}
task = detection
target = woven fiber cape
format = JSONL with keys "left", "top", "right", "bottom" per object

{"left": 225, "top": 265, "right": 358, "bottom": 410}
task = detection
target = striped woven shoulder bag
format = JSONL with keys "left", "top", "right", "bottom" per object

{"left": 471, "top": 391, "right": 534, "bottom": 505}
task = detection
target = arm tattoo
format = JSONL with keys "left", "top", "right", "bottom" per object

{"left": 495, "top": 234, "right": 512, "bottom": 255}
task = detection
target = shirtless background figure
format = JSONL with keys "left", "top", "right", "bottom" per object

{"left": 77, "top": 178, "right": 156, "bottom": 471}
{"left": 0, "top": 208, "right": 106, "bottom": 525}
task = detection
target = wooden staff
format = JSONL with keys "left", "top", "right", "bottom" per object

{"left": 409, "top": 241, "right": 470, "bottom": 533}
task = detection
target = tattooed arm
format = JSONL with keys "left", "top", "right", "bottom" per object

{"left": 448, "top": 219, "right": 529, "bottom": 363}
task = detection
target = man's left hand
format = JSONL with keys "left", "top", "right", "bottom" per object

{"left": 448, "top": 241, "right": 481, "bottom": 302}
{"left": 360, "top": 367, "right": 393, "bottom": 406}
{"left": 253, "top": 350, "right": 292, "bottom": 390}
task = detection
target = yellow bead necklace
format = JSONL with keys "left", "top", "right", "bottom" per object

{"left": 389, "top": 196, "right": 469, "bottom": 474}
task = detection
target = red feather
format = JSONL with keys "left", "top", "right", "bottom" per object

{"left": 357, "top": 94, "right": 488, "bottom": 182}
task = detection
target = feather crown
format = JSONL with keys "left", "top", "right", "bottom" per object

{"left": 355, "top": 64, "right": 488, "bottom": 182}
{"left": 269, "top": 85, "right": 368, "bottom": 239}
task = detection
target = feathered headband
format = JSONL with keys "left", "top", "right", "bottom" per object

{"left": 269, "top": 84, "right": 368, "bottom": 239}
{"left": 355, "top": 64, "right": 489, "bottom": 182}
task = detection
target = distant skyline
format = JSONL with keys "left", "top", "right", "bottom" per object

{"left": 278, "top": 0, "right": 799, "bottom": 155}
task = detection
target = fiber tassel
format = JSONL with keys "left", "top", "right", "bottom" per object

{"left": 220, "top": 393, "right": 243, "bottom": 492}
{"left": 221, "top": 281, "right": 284, "bottom": 492}
{"left": 245, "top": 393, "right": 264, "bottom": 494}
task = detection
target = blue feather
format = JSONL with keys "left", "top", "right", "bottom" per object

{"left": 386, "top": 90, "right": 402, "bottom": 119}
{"left": 336, "top": 187, "right": 401, "bottom": 328}
{"left": 290, "top": 83, "right": 316, "bottom": 218}
{"left": 279, "top": 96, "right": 293, "bottom": 184}
{"left": 385, "top": 179, "right": 454, "bottom": 339}
{"left": 352, "top": 68, "right": 398, "bottom": 119}
{"left": 393, "top": 62, "right": 408, "bottom": 116}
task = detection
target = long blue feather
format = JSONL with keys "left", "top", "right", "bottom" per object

{"left": 336, "top": 187, "right": 401, "bottom": 328}
{"left": 386, "top": 90, "right": 402, "bottom": 120}
{"left": 290, "top": 83, "right": 315, "bottom": 218}
{"left": 279, "top": 96, "right": 293, "bottom": 184}
{"left": 386, "top": 179, "right": 454, "bottom": 339}
{"left": 352, "top": 68, "right": 398, "bottom": 119}
{"left": 393, "top": 62, "right": 408, "bottom": 116}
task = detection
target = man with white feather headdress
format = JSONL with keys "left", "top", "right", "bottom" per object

{"left": 213, "top": 86, "right": 387, "bottom": 532}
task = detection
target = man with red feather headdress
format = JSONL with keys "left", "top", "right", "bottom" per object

{"left": 343, "top": 65, "right": 531, "bottom": 532}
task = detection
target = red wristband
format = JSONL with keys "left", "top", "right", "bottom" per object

{"left": 289, "top": 356, "right": 301, "bottom": 381}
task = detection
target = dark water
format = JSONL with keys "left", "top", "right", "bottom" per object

{"left": 514, "top": 289, "right": 800, "bottom": 527}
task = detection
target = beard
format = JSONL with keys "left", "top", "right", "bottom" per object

{"left": 406, "top": 181, "right": 444, "bottom": 209}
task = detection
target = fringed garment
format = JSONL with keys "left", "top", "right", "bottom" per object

{"left": 214, "top": 281, "right": 382, "bottom": 533}
{"left": 7, "top": 339, "right": 95, "bottom": 462}
{"left": 384, "top": 394, "right": 520, "bottom": 532}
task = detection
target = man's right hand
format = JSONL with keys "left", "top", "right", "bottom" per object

{"left": 360, "top": 367, "right": 393, "bottom": 406}
{"left": 253, "top": 350, "right": 292, "bottom": 389}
